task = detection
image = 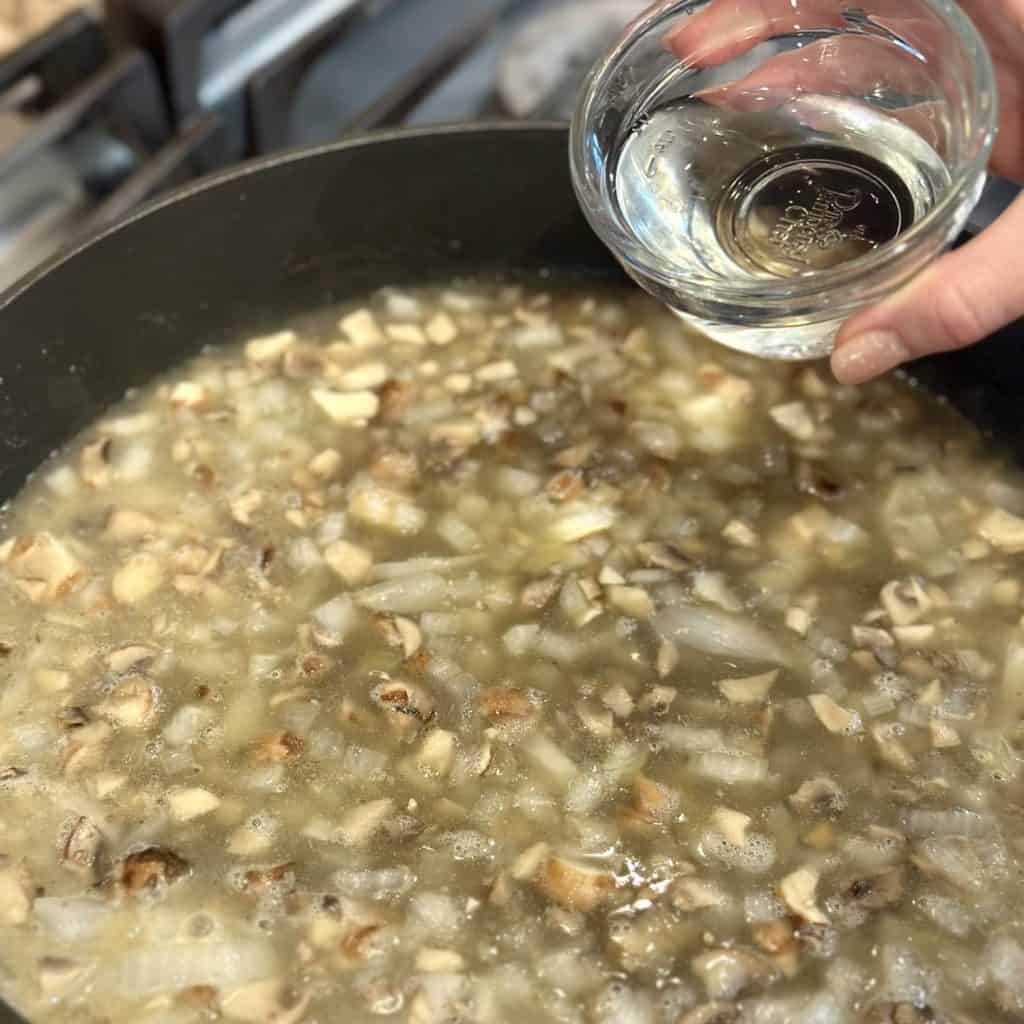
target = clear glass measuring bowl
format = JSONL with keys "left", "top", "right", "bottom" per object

{"left": 570, "top": 0, "right": 998, "bottom": 360}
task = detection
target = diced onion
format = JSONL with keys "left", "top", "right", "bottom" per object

{"left": 103, "top": 941, "right": 277, "bottom": 997}
{"left": 653, "top": 605, "right": 791, "bottom": 665}
{"left": 503, "top": 623, "right": 540, "bottom": 656}
{"left": 312, "top": 595, "right": 359, "bottom": 641}
{"left": 35, "top": 897, "right": 113, "bottom": 941}
{"left": 692, "top": 753, "right": 769, "bottom": 784}
{"left": 657, "top": 724, "right": 723, "bottom": 753}
{"left": 355, "top": 573, "right": 447, "bottom": 614}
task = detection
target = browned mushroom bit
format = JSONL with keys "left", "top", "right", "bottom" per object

{"left": 0, "top": 281, "right": 1023, "bottom": 1022}
{"left": 116, "top": 847, "right": 191, "bottom": 896}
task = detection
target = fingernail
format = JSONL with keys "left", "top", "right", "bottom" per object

{"left": 831, "top": 331, "right": 910, "bottom": 384}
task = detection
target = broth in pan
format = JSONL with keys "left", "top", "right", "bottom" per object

{"left": 1, "top": 282, "right": 1023, "bottom": 1023}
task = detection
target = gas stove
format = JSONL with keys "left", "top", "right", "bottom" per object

{"left": 0, "top": 0, "right": 1015, "bottom": 295}
{"left": 0, "top": 0, "right": 655, "bottom": 291}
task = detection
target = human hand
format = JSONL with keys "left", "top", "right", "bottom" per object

{"left": 664, "top": 0, "right": 1022, "bottom": 382}
{"left": 831, "top": 0, "right": 1024, "bottom": 383}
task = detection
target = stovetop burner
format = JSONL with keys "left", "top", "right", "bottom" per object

{"left": 0, "top": 9, "right": 215, "bottom": 293}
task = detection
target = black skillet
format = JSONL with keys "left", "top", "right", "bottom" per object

{"left": 0, "top": 122, "right": 1021, "bottom": 1023}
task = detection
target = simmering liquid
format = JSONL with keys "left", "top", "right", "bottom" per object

{"left": 0, "top": 282, "right": 1023, "bottom": 1024}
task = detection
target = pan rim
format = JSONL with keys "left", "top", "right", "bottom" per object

{"left": 0, "top": 120, "right": 572, "bottom": 313}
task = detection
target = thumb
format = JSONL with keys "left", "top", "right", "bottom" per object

{"left": 831, "top": 192, "right": 1024, "bottom": 384}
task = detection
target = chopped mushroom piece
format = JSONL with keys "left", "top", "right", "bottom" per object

{"left": 521, "top": 575, "right": 562, "bottom": 610}
{"left": 373, "top": 614, "right": 422, "bottom": 658}
{"left": 416, "top": 729, "right": 456, "bottom": 777}
{"left": 629, "top": 775, "right": 680, "bottom": 824}
{"left": 602, "top": 684, "right": 634, "bottom": 718}
{"left": 323, "top": 540, "right": 373, "bottom": 585}
{"left": 599, "top": 565, "right": 625, "bottom": 586}
{"left": 852, "top": 625, "right": 895, "bottom": 649}
{"left": 117, "top": 847, "right": 191, "bottom": 896}
{"left": 511, "top": 841, "right": 550, "bottom": 882}
{"left": 241, "top": 863, "right": 295, "bottom": 897}
{"left": 0, "top": 859, "right": 33, "bottom": 924}
{"left": 785, "top": 607, "right": 812, "bottom": 636}
{"left": 104, "top": 507, "right": 157, "bottom": 541}
{"left": 312, "top": 388, "right": 380, "bottom": 425}
{"left": 5, "top": 533, "right": 82, "bottom": 602}
{"left": 637, "top": 685, "right": 677, "bottom": 714}
{"left": 894, "top": 624, "right": 935, "bottom": 647}
{"left": 228, "top": 822, "right": 274, "bottom": 858}
{"left": 930, "top": 720, "right": 961, "bottom": 749}
{"left": 880, "top": 579, "right": 933, "bottom": 626}
{"left": 425, "top": 311, "right": 458, "bottom": 345}
{"left": 536, "top": 851, "right": 615, "bottom": 912}
{"left": 178, "top": 986, "right": 220, "bottom": 1011}
{"left": 111, "top": 553, "right": 165, "bottom": 604}
{"left": 169, "top": 381, "right": 208, "bottom": 408}
{"left": 712, "top": 807, "right": 752, "bottom": 847}
{"left": 61, "top": 817, "right": 103, "bottom": 879}
{"left": 338, "top": 361, "right": 389, "bottom": 390}
{"left": 253, "top": 731, "right": 305, "bottom": 762}
{"left": 335, "top": 798, "right": 395, "bottom": 846}
{"left": 309, "top": 448, "right": 342, "bottom": 479}
{"left": 370, "top": 678, "right": 435, "bottom": 727}
{"left": 789, "top": 777, "right": 847, "bottom": 817}
{"left": 464, "top": 741, "right": 492, "bottom": 777}
{"left": 718, "top": 670, "right": 778, "bottom": 704}
{"left": 222, "top": 977, "right": 309, "bottom": 1022}
{"left": 546, "top": 505, "right": 616, "bottom": 543}
{"left": 770, "top": 401, "right": 817, "bottom": 441}
{"left": 339, "top": 309, "right": 384, "bottom": 346}
{"left": 751, "top": 919, "right": 797, "bottom": 956}
{"left": 62, "top": 721, "right": 112, "bottom": 778}
{"left": 245, "top": 330, "right": 296, "bottom": 365}
{"left": 978, "top": 507, "right": 1024, "bottom": 553}
{"left": 80, "top": 437, "right": 113, "bottom": 488}
{"left": 167, "top": 787, "right": 221, "bottom": 823}
{"left": 349, "top": 486, "right": 426, "bottom": 534}
{"left": 387, "top": 323, "right": 427, "bottom": 345}
{"left": 96, "top": 678, "right": 157, "bottom": 730}
{"left": 871, "top": 723, "right": 916, "bottom": 771}
{"left": 606, "top": 585, "right": 654, "bottom": 619}
{"left": 36, "top": 957, "right": 88, "bottom": 997}
{"left": 778, "top": 865, "right": 828, "bottom": 925}
{"left": 636, "top": 542, "right": 691, "bottom": 571}
{"left": 480, "top": 686, "right": 535, "bottom": 722}
{"left": 808, "top": 694, "right": 862, "bottom": 735}
{"left": 722, "top": 520, "right": 759, "bottom": 548}
{"left": 476, "top": 359, "right": 517, "bottom": 383}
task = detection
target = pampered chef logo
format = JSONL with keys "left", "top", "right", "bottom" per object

{"left": 769, "top": 186, "right": 871, "bottom": 265}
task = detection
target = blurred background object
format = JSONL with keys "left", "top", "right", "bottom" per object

{"left": 0, "top": 0, "right": 94, "bottom": 55}
{"left": 0, "top": 0, "right": 1014, "bottom": 295}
